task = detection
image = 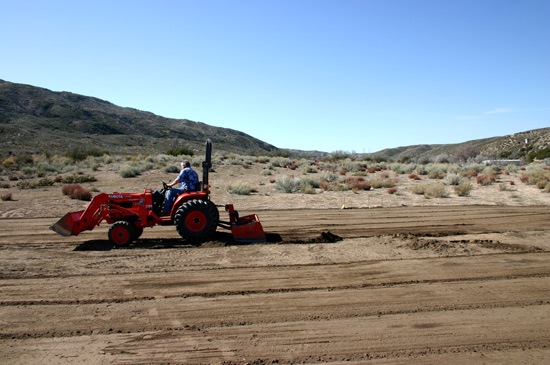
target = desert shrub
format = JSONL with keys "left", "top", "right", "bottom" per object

{"left": 274, "top": 175, "right": 302, "bottom": 193}
{"left": 256, "top": 156, "right": 271, "bottom": 164}
{"left": 521, "top": 167, "right": 550, "bottom": 189}
{"left": 66, "top": 148, "right": 108, "bottom": 162}
{"left": 0, "top": 182, "right": 10, "bottom": 189}
{"left": 389, "top": 163, "right": 417, "bottom": 175}
{"left": 15, "top": 178, "right": 53, "bottom": 189}
{"left": 434, "top": 154, "right": 450, "bottom": 163}
{"left": 410, "top": 184, "right": 426, "bottom": 195}
{"left": 499, "top": 182, "right": 512, "bottom": 191}
{"left": 226, "top": 182, "right": 251, "bottom": 195}
{"left": 166, "top": 147, "right": 194, "bottom": 157}
{"left": 147, "top": 153, "right": 172, "bottom": 165}
{"left": 544, "top": 182, "right": 550, "bottom": 193}
{"left": 15, "top": 154, "right": 34, "bottom": 167}
{"left": 368, "top": 177, "right": 396, "bottom": 189}
{"left": 344, "top": 176, "right": 371, "bottom": 191}
{"left": 36, "top": 162, "right": 62, "bottom": 176}
{"left": 16, "top": 181, "right": 33, "bottom": 189}
{"left": 321, "top": 181, "right": 348, "bottom": 191}
{"left": 482, "top": 166, "right": 499, "bottom": 176}
{"left": 454, "top": 181, "right": 473, "bottom": 197}
{"left": 300, "top": 178, "right": 319, "bottom": 194}
{"left": 119, "top": 160, "right": 154, "bottom": 178}
{"left": 120, "top": 166, "right": 141, "bottom": 178}
{"left": 329, "top": 150, "right": 351, "bottom": 160}
{"left": 476, "top": 174, "right": 496, "bottom": 186}
{"left": 462, "top": 169, "right": 478, "bottom": 179}
{"left": 427, "top": 170, "right": 445, "bottom": 179}
{"left": 303, "top": 165, "right": 318, "bottom": 174}
{"left": 271, "top": 157, "right": 291, "bottom": 168}
{"left": 230, "top": 157, "right": 245, "bottom": 166}
{"left": 387, "top": 187, "right": 398, "bottom": 194}
{"left": 320, "top": 171, "right": 340, "bottom": 183}
{"left": 426, "top": 164, "right": 447, "bottom": 179}
{"left": 1, "top": 192, "right": 13, "bottom": 201}
{"left": 536, "top": 179, "right": 548, "bottom": 189}
{"left": 62, "top": 184, "right": 92, "bottom": 201}
{"left": 527, "top": 146, "right": 550, "bottom": 161}
{"left": 262, "top": 169, "right": 273, "bottom": 176}
{"left": 21, "top": 166, "right": 37, "bottom": 177}
{"left": 301, "top": 177, "right": 320, "bottom": 189}
{"left": 445, "top": 173, "right": 461, "bottom": 186}
{"left": 503, "top": 164, "right": 519, "bottom": 173}
{"left": 411, "top": 183, "right": 447, "bottom": 198}
{"left": 519, "top": 173, "right": 529, "bottom": 183}
{"left": 62, "top": 174, "right": 97, "bottom": 183}
{"left": 36, "top": 178, "right": 55, "bottom": 187}
{"left": 164, "top": 165, "right": 180, "bottom": 173}
{"left": 1, "top": 156, "right": 16, "bottom": 169}
{"left": 424, "top": 183, "right": 447, "bottom": 198}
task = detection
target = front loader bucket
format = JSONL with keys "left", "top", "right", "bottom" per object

{"left": 231, "top": 214, "right": 266, "bottom": 243}
{"left": 50, "top": 210, "right": 85, "bottom": 237}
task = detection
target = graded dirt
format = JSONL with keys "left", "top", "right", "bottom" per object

{"left": 1, "top": 163, "right": 550, "bottom": 364}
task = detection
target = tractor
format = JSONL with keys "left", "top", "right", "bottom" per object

{"left": 50, "top": 140, "right": 266, "bottom": 247}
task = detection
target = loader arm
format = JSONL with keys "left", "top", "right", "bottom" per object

{"left": 50, "top": 193, "right": 111, "bottom": 236}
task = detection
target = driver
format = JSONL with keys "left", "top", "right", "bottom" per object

{"left": 162, "top": 161, "right": 200, "bottom": 215}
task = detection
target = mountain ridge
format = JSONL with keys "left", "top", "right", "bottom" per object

{"left": 1, "top": 79, "right": 548, "bottom": 161}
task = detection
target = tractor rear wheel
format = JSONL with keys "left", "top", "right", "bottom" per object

{"left": 132, "top": 226, "right": 144, "bottom": 240}
{"left": 108, "top": 221, "right": 134, "bottom": 247}
{"left": 174, "top": 199, "right": 219, "bottom": 245}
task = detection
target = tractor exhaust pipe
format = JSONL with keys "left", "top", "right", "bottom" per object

{"left": 202, "top": 139, "right": 212, "bottom": 192}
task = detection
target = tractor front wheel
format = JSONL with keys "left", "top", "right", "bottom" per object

{"left": 174, "top": 200, "right": 219, "bottom": 245}
{"left": 108, "top": 221, "right": 134, "bottom": 247}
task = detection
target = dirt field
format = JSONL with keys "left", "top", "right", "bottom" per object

{"left": 1, "top": 162, "right": 550, "bottom": 364}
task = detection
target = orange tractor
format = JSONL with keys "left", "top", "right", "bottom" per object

{"left": 50, "top": 140, "right": 266, "bottom": 247}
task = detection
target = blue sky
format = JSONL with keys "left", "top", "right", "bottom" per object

{"left": 1, "top": 0, "right": 549, "bottom": 153}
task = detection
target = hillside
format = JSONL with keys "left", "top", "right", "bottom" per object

{"left": 1, "top": 79, "right": 548, "bottom": 161}
{"left": 368, "top": 128, "right": 550, "bottom": 163}
{"left": 0, "top": 80, "right": 278, "bottom": 156}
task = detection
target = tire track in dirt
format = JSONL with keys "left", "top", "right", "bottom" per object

{"left": 2, "top": 205, "right": 550, "bottom": 364}
{"left": 2, "top": 277, "right": 549, "bottom": 339}
{"left": 2, "top": 206, "right": 549, "bottom": 245}
{"left": 1, "top": 252, "right": 549, "bottom": 304}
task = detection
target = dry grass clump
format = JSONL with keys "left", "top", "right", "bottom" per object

{"left": 226, "top": 182, "right": 252, "bottom": 195}
{"left": 62, "top": 184, "right": 92, "bottom": 201}
{"left": 521, "top": 167, "right": 550, "bottom": 191}
{"left": 369, "top": 177, "right": 397, "bottom": 189}
{"left": 411, "top": 183, "right": 447, "bottom": 198}
{"left": 16, "top": 178, "right": 55, "bottom": 189}
{"left": 60, "top": 174, "right": 97, "bottom": 183}
{"left": 445, "top": 173, "right": 461, "bottom": 186}
{"left": 454, "top": 181, "right": 474, "bottom": 197}
{"left": 274, "top": 175, "right": 305, "bottom": 193}
{"left": 498, "top": 182, "right": 515, "bottom": 192}
{"left": 119, "top": 161, "right": 155, "bottom": 178}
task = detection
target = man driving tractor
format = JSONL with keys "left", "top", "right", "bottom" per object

{"left": 163, "top": 160, "right": 200, "bottom": 215}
